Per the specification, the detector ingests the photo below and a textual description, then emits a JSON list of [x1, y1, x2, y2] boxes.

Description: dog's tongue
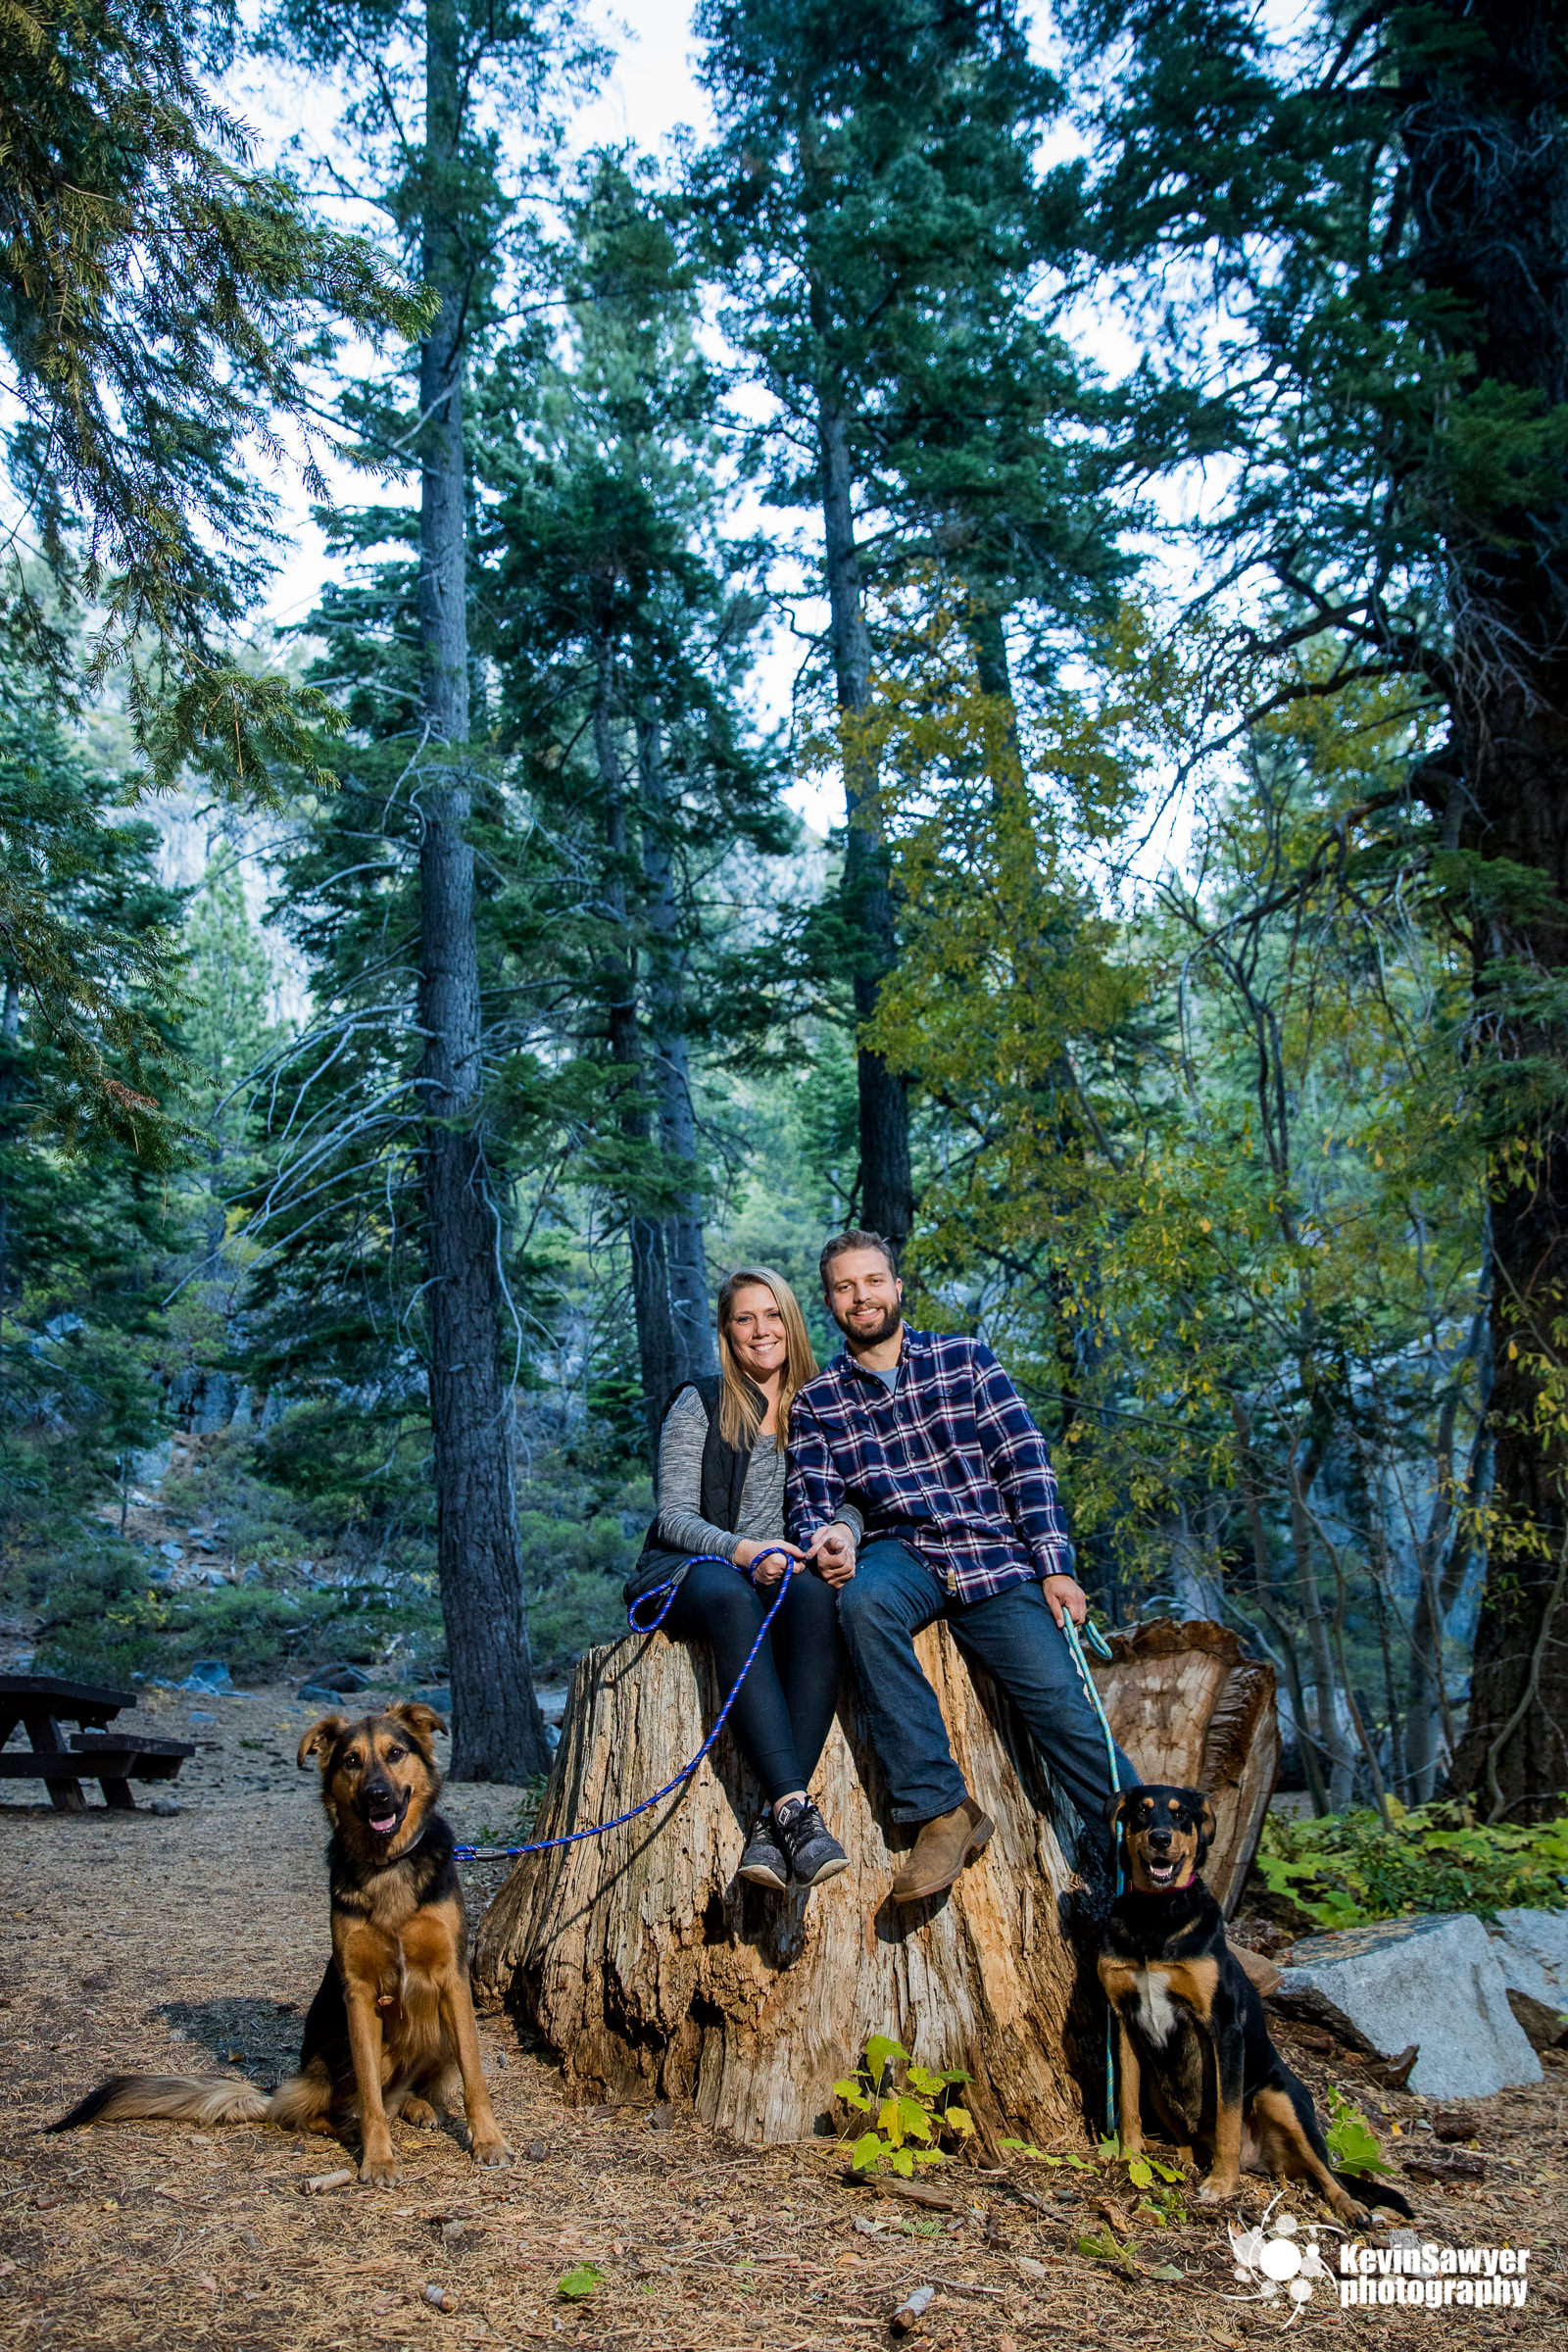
[[369, 1811, 398, 1837]]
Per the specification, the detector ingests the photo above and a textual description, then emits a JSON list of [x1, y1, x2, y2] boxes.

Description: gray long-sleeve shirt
[[655, 1385, 862, 1563]]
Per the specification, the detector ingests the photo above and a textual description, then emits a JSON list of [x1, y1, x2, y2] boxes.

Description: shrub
[[833, 2034, 973, 2178], [1255, 1799, 1568, 1932]]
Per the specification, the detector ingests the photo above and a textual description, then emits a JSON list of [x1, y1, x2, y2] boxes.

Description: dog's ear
[[1107, 1787, 1135, 1832], [1193, 1791, 1218, 1853], [298, 1715, 347, 1770], [387, 1699, 448, 1747]]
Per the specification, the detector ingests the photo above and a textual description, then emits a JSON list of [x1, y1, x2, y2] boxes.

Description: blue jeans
[[836, 1540, 1135, 1846]]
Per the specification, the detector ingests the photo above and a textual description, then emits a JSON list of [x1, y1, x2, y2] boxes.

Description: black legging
[[661, 1557, 843, 1804]]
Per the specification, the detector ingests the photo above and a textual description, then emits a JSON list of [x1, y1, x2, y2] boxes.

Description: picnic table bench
[[0, 1674, 195, 1813]]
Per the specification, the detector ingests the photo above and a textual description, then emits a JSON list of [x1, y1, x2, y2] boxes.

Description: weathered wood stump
[[1091, 1617, 1279, 1915], [472, 1614, 1279, 2142], [472, 1623, 1096, 2147]]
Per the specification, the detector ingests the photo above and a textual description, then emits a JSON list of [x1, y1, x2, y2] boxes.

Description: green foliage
[[0, 652, 189, 1164], [1324, 2086, 1393, 2180], [1001, 2137, 1089, 2170], [1076, 2224, 1137, 2275], [833, 2034, 974, 2180], [32, 1561, 432, 1691], [1256, 1800, 1568, 1930], [557, 2264, 607, 2301], [0, 0, 426, 785]]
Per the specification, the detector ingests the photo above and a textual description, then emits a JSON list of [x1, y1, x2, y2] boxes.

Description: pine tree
[[692, 0, 1071, 1248], [1066, 0, 1568, 1815], [0, 0, 424, 784], [480, 154, 789, 1436], [0, 656, 187, 1466], [259, 0, 600, 1779]]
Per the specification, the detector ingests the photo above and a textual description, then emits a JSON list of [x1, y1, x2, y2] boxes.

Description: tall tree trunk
[[1406, 1295, 1489, 1799], [638, 705, 713, 1388], [0, 975, 19, 1314], [594, 654, 678, 1446], [416, 0, 547, 1783], [1288, 1429, 1352, 1810], [816, 378, 913, 1250], [1402, 3, 1568, 1818]]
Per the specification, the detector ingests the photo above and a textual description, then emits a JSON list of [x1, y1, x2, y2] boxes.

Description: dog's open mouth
[[1144, 1856, 1180, 1886], [365, 1795, 407, 1839]]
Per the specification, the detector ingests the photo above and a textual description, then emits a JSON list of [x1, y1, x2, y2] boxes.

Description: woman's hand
[[735, 1539, 805, 1585]]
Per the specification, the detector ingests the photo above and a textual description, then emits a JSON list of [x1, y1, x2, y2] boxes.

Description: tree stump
[[1091, 1617, 1279, 1915], [471, 1614, 1280, 2143], [472, 1622, 1099, 2147]]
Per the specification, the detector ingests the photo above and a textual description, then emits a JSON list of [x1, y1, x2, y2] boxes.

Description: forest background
[[4, 0, 1568, 1830]]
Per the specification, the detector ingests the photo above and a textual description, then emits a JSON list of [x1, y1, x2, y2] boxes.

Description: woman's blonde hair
[[715, 1266, 817, 1449]]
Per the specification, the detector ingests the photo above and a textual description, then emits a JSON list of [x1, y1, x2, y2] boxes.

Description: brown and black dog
[[49, 1702, 509, 2186], [1099, 1784, 1412, 2222]]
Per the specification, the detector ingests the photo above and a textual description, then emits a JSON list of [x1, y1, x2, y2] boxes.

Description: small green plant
[[1255, 1799, 1568, 1931], [1000, 2137, 1089, 2169], [834, 2034, 974, 2179], [1092, 2131, 1188, 2223], [1077, 2224, 1138, 2275], [1324, 2085, 1394, 2179], [557, 2263, 607, 2300]]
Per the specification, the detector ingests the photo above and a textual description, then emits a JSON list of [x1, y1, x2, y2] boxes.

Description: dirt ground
[[2, 1685, 1565, 2352]]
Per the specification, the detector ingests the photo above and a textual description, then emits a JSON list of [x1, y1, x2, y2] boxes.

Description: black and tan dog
[[49, 1702, 509, 2185], [1100, 1784, 1412, 2222]]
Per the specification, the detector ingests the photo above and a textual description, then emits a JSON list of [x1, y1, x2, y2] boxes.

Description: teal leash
[[1060, 1611, 1125, 2137]]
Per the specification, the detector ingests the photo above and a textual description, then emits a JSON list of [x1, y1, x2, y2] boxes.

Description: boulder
[[178, 1658, 234, 1695], [309, 1662, 371, 1694], [1270, 1914, 1542, 2101], [1486, 1907, 1568, 2007]]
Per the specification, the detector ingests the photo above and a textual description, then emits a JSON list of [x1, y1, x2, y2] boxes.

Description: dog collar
[[379, 1823, 426, 1866]]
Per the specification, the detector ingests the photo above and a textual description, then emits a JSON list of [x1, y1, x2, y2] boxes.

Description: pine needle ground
[[2, 1689, 1564, 2350]]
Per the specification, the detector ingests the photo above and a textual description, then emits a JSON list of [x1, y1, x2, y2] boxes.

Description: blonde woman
[[625, 1267, 859, 1891]]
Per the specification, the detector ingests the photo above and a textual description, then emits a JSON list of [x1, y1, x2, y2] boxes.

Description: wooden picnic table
[[0, 1673, 195, 1813]]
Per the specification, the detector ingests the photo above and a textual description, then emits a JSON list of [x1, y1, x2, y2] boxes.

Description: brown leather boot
[[890, 1796, 995, 1904]]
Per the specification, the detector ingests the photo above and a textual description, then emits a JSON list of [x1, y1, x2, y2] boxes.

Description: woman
[[625, 1266, 858, 1891]]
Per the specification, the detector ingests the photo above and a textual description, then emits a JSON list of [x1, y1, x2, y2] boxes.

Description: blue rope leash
[[1060, 1611, 1125, 2136], [451, 1547, 796, 1864]]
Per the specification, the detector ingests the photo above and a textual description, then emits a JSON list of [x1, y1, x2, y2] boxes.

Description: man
[[789, 1230, 1135, 1904]]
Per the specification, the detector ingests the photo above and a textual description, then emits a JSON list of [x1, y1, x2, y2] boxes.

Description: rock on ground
[[1486, 1907, 1568, 2008], [1271, 1913, 1542, 2101]]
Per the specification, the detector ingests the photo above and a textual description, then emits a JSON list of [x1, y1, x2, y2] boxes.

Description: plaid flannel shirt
[[786, 1327, 1073, 1602]]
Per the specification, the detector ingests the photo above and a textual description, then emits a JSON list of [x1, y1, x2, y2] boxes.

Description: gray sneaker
[[773, 1797, 850, 1889], [738, 1808, 790, 1889]]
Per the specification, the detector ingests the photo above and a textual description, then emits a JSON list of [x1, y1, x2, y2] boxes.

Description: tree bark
[[1090, 1618, 1278, 1917], [638, 705, 713, 1389], [594, 655, 678, 1446], [416, 0, 547, 1783], [816, 378, 913, 1250], [471, 1616, 1276, 2139], [0, 974, 19, 1314], [473, 1621, 1096, 2143], [1287, 1431, 1352, 1809], [1401, 3, 1568, 1818]]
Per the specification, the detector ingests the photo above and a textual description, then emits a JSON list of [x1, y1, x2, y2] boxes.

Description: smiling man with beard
[[788, 1231, 1135, 1904]]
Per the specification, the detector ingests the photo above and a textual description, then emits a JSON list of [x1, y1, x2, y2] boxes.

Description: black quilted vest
[[623, 1374, 758, 1604]]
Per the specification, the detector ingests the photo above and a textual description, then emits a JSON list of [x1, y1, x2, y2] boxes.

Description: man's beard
[[833, 1298, 903, 1348]]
